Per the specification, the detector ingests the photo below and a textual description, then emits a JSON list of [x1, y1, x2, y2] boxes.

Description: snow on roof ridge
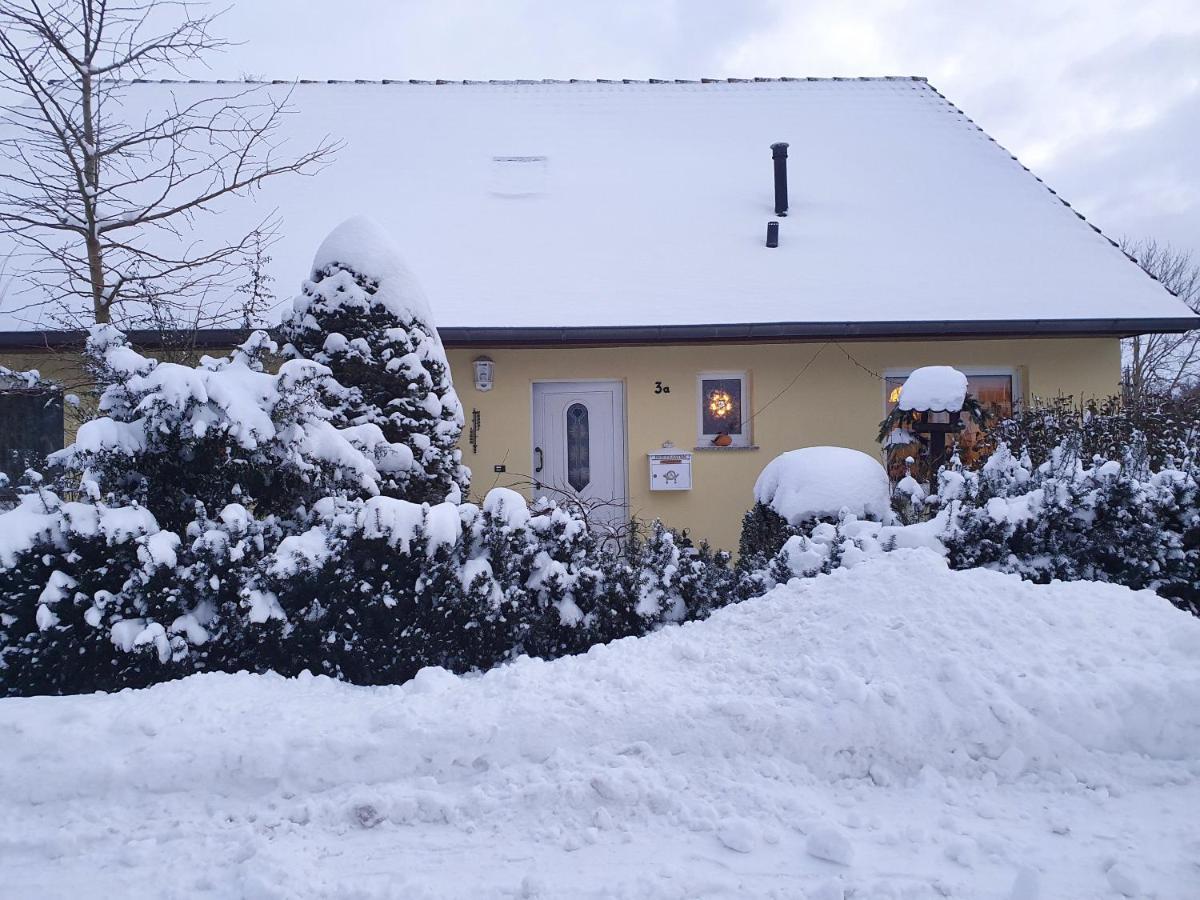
[[122, 75, 930, 86]]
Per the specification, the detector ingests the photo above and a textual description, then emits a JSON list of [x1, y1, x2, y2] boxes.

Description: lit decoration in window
[[708, 388, 735, 420], [700, 376, 745, 438], [888, 385, 902, 404]]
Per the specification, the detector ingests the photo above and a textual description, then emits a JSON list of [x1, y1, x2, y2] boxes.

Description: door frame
[[530, 378, 629, 519]]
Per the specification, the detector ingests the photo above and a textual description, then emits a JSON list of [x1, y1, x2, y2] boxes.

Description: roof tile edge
[[919, 80, 1178, 299], [94, 75, 930, 86]]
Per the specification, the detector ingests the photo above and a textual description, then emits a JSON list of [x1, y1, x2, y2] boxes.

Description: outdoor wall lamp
[[473, 356, 494, 392]]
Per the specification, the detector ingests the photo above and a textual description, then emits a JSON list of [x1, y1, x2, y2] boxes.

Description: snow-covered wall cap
[[311, 216, 436, 326], [897, 366, 968, 413], [754, 446, 892, 524]]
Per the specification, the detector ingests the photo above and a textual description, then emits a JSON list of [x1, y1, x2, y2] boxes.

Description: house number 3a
[[654, 381, 671, 394]]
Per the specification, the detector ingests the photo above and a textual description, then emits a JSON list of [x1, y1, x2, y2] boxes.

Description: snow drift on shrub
[[754, 446, 892, 524], [54, 326, 406, 501], [303, 214, 437, 325], [2, 552, 1197, 899]]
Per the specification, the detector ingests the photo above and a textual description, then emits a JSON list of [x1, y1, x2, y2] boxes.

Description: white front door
[[532, 381, 627, 535]]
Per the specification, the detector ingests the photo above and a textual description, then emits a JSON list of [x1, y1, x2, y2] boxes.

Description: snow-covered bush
[[243, 490, 738, 687], [0, 484, 189, 695], [55, 326, 400, 530], [739, 447, 892, 571], [891, 455, 928, 524], [0, 220, 746, 698], [757, 511, 946, 589], [280, 216, 469, 505], [741, 436, 1200, 617], [941, 440, 1200, 611], [0, 320, 424, 696], [1, 474, 741, 696], [994, 393, 1200, 473], [671, 532, 739, 621], [0, 330, 336, 693], [170, 502, 291, 676], [756, 446, 893, 524]]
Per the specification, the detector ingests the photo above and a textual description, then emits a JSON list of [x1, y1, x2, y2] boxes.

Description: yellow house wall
[[1, 337, 1121, 551], [1, 352, 87, 387], [449, 337, 1121, 552]]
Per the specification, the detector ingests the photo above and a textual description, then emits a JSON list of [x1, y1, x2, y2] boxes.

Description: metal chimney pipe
[[770, 142, 789, 216], [766, 220, 779, 248]]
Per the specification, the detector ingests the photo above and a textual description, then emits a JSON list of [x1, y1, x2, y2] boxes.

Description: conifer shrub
[[994, 394, 1200, 473], [941, 438, 1200, 613], [0, 483, 190, 695], [279, 216, 469, 505], [0, 219, 746, 698], [737, 501, 798, 573]]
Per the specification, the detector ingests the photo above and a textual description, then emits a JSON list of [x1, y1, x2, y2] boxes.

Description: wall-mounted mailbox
[[648, 451, 693, 491]]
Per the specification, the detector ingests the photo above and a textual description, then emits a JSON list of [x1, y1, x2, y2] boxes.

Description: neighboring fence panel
[[0, 389, 64, 491]]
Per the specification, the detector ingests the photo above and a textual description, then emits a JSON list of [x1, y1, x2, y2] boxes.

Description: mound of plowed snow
[[2, 551, 1199, 899]]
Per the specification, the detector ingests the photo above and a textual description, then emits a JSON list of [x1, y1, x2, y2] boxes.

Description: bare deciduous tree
[[1122, 238, 1200, 402], [0, 0, 338, 329]]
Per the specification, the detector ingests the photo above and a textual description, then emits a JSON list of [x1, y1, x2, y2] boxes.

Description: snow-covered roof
[[2, 77, 1195, 342]]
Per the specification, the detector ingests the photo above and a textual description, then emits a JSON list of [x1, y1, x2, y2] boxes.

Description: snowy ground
[[2, 551, 1199, 899]]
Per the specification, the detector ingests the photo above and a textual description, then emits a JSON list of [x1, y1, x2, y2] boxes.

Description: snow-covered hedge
[[0, 219, 742, 698], [0, 479, 740, 696], [940, 443, 1200, 611], [995, 393, 1200, 473], [746, 439, 1200, 616]]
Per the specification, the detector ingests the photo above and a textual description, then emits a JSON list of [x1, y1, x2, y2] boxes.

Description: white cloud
[[209, 1, 773, 82]]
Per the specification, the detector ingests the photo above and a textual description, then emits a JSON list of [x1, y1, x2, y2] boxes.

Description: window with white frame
[[697, 371, 750, 447]]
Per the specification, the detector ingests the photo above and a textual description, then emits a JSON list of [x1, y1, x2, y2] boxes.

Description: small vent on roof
[[770, 142, 789, 216], [490, 155, 548, 197]]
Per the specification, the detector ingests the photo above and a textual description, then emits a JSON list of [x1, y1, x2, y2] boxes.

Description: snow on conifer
[[280, 217, 470, 505], [754, 446, 892, 525], [53, 325, 395, 527]]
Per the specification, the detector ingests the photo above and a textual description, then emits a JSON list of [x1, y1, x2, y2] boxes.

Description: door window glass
[[566, 402, 590, 491]]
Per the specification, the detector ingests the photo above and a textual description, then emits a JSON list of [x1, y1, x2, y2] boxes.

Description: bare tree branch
[[1121, 237, 1200, 402], [0, 0, 340, 329]]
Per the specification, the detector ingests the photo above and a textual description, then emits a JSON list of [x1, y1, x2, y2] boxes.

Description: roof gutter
[[0, 318, 1195, 352], [437, 317, 1200, 347], [0, 328, 254, 352]]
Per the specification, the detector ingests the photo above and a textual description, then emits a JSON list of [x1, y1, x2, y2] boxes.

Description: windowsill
[[693, 444, 760, 452]]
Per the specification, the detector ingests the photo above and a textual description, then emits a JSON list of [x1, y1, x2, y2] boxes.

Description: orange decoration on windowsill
[[711, 433, 733, 447]]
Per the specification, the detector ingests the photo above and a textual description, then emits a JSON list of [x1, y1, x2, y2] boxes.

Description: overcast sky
[[168, 0, 1200, 258]]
